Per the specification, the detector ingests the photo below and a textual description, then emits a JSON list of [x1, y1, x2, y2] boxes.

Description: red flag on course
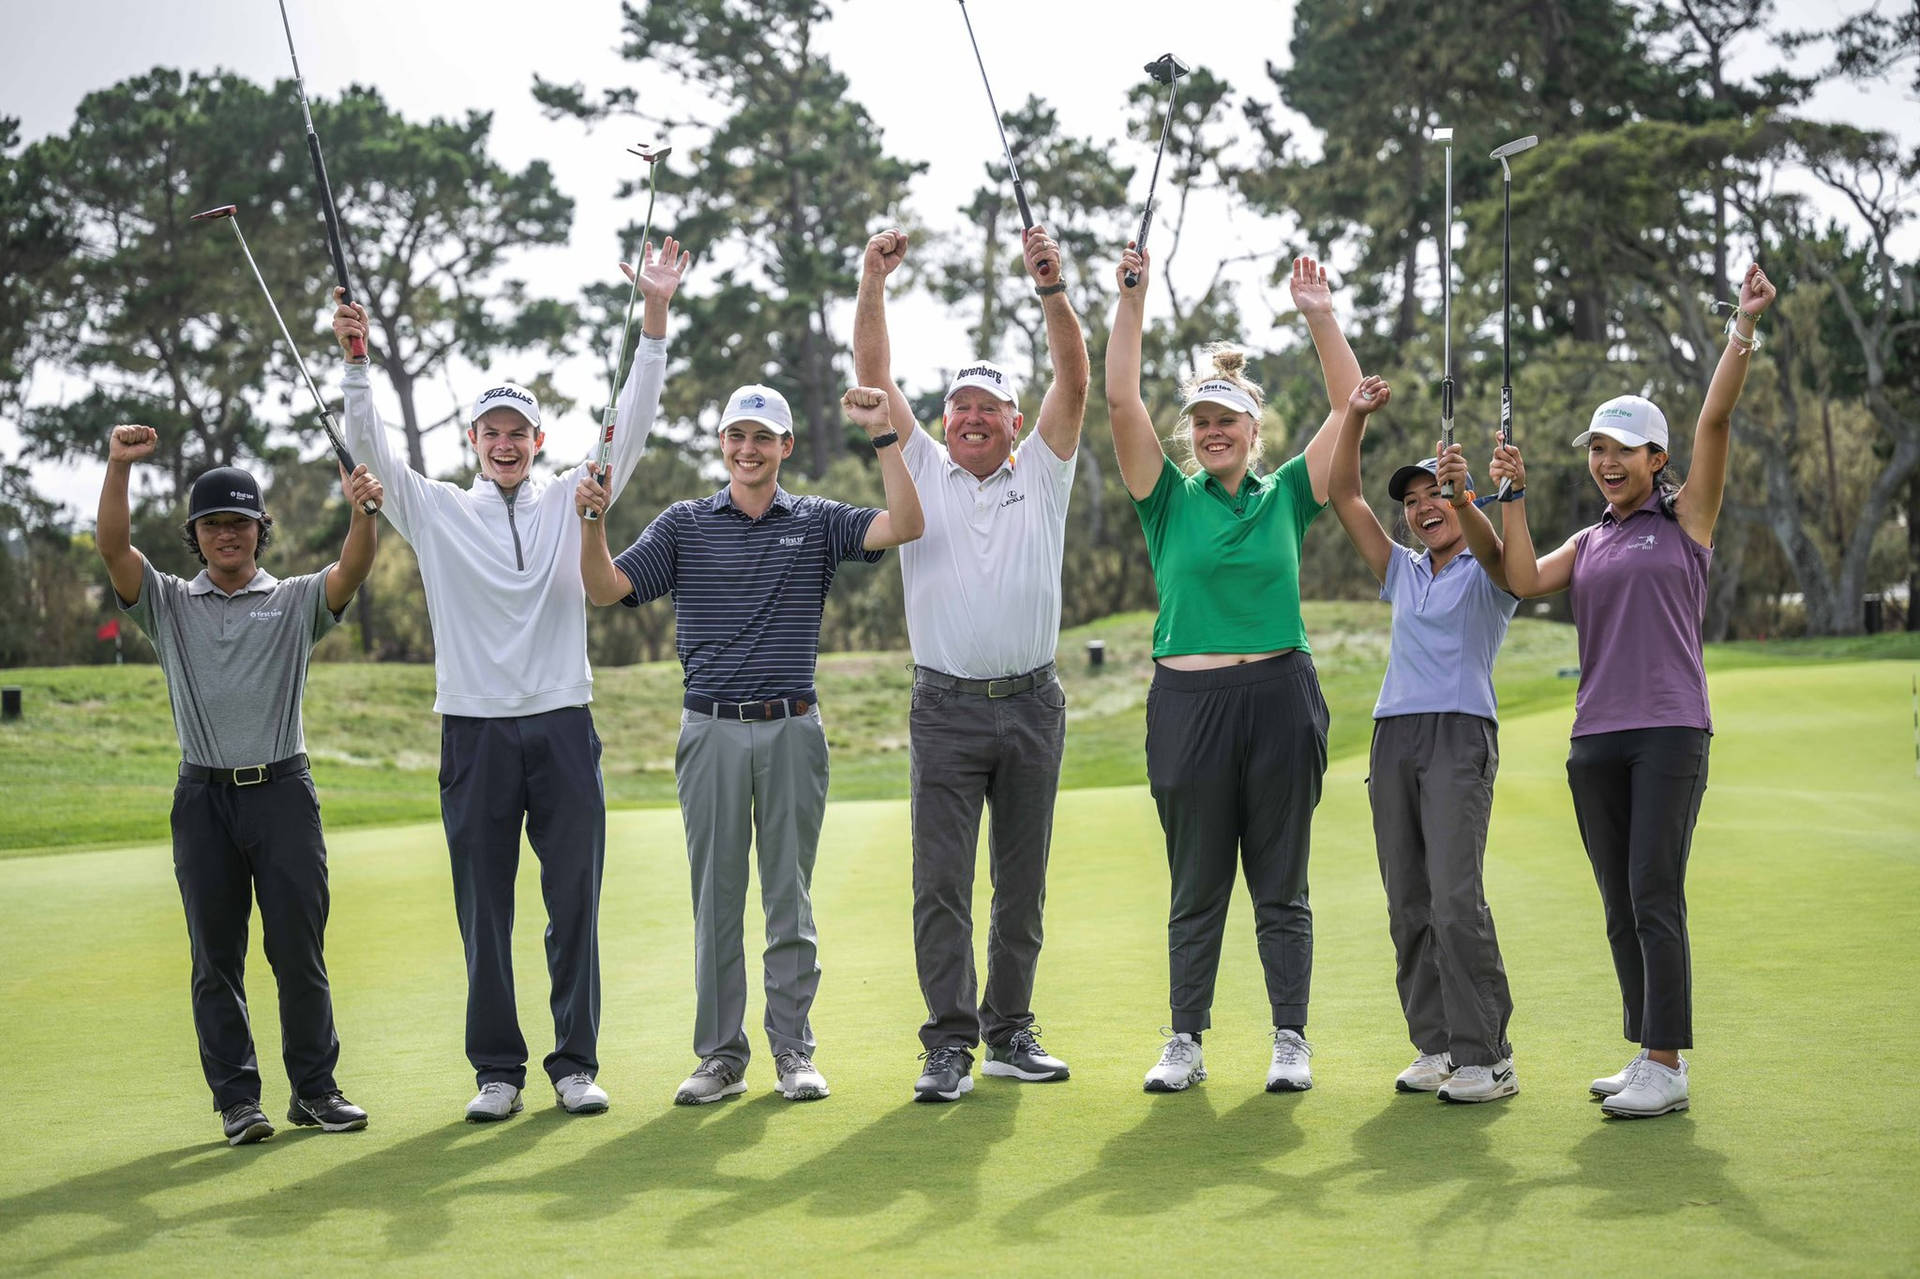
[[96, 618, 120, 641]]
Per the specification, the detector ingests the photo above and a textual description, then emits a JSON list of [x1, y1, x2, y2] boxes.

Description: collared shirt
[[1134, 452, 1326, 658], [612, 484, 883, 701], [1373, 546, 1518, 722], [120, 560, 340, 768], [897, 425, 1076, 680], [1568, 492, 1713, 736]]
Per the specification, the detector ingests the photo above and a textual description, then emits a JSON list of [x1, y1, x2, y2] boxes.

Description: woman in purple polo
[[1328, 374, 1521, 1104], [1468, 262, 1778, 1119]]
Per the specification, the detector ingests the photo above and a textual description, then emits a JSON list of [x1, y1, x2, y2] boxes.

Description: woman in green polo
[[1106, 244, 1361, 1094]]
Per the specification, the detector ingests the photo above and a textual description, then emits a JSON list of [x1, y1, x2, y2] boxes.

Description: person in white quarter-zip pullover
[[331, 237, 692, 1124]]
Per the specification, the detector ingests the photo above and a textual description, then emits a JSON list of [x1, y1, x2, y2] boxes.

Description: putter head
[[1490, 135, 1539, 159], [190, 204, 239, 222], [628, 143, 673, 164], [1430, 126, 1454, 144], [1145, 54, 1191, 84]]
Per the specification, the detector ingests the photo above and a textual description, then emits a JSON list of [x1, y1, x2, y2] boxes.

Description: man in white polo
[[853, 223, 1090, 1102]]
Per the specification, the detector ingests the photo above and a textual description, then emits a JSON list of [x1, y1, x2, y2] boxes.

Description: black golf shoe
[[287, 1090, 369, 1132], [914, 1046, 975, 1103], [221, 1100, 274, 1147], [983, 1027, 1070, 1082]]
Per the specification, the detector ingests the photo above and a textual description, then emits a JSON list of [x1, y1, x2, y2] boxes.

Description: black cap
[[1387, 457, 1473, 502], [186, 467, 265, 522]]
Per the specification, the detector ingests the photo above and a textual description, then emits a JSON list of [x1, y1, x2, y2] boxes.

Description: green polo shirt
[[1134, 452, 1325, 658]]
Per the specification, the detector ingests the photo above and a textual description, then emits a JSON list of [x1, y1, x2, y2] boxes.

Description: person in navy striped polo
[[577, 383, 923, 1105]]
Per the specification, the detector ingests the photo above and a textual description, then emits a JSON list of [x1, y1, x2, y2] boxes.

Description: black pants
[[1146, 652, 1329, 1034], [440, 706, 605, 1089], [171, 770, 339, 1110], [1566, 727, 1710, 1051]]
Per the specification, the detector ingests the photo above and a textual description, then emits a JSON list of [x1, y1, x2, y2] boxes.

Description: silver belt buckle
[[234, 764, 270, 786]]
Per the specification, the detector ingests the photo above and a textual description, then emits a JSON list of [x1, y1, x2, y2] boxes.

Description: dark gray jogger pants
[[1146, 652, 1329, 1035], [1367, 713, 1515, 1067], [909, 672, 1067, 1052]]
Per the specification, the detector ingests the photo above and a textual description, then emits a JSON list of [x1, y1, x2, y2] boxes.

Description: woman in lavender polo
[[1327, 374, 1521, 1104], [1469, 262, 1778, 1119]]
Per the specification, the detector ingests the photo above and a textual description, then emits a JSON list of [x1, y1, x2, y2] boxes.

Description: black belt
[[179, 753, 310, 787], [913, 664, 1054, 698], [684, 692, 817, 721]]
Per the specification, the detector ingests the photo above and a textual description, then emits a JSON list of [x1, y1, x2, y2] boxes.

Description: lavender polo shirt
[[1373, 547, 1518, 723], [1567, 493, 1713, 737]]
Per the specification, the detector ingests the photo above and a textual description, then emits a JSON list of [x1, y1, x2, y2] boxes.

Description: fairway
[[1, 660, 1916, 1276]]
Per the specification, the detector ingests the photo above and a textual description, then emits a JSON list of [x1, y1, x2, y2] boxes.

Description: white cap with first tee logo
[[1573, 394, 1668, 451], [1181, 379, 1261, 418], [945, 361, 1019, 405], [719, 384, 794, 435], [469, 382, 542, 429]]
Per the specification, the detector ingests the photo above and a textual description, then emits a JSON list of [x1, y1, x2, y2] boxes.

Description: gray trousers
[[909, 670, 1067, 1051], [1367, 713, 1514, 1067], [1146, 653, 1329, 1034], [676, 707, 829, 1071]]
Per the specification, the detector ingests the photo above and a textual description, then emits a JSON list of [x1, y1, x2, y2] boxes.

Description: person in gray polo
[[854, 223, 1090, 1101], [95, 424, 383, 1146]]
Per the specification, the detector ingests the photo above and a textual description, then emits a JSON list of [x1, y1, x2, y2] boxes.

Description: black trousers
[[171, 770, 340, 1110], [1146, 652, 1330, 1034], [1566, 726, 1710, 1051], [440, 706, 605, 1089]]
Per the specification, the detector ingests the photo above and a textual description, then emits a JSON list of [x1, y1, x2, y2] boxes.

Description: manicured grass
[[0, 660, 1914, 1275]]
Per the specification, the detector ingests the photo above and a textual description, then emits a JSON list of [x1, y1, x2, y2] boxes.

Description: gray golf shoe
[[674, 1057, 747, 1106]]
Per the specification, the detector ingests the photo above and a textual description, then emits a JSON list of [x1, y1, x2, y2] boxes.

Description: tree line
[[2, 0, 1914, 669]]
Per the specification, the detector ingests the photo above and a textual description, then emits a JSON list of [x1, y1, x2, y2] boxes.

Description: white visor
[[1181, 379, 1260, 418]]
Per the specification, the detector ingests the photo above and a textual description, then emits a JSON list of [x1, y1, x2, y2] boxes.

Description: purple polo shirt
[[1567, 493, 1713, 737]]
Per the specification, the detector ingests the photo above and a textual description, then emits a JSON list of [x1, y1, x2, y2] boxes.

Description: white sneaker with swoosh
[[1438, 1058, 1519, 1103]]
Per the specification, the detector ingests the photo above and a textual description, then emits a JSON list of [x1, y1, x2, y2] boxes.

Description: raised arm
[[331, 292, 429, 537], [1676, 262, 1776, 547], [574, 466, 637, 607], [1487, 443, 1576, 597], [323, 464, 384, 614], [97, 425, 154, 605], [1291, 255, 1364, 504], [1329, 375, 1396, 584], [1437, 443, 1512, 593], [845, 387, 925, 549], [852, 229, 920, 444], [1022, 224, 1090, 462], [601, 236, 693, 501], [1106, 245, 1169, 500]]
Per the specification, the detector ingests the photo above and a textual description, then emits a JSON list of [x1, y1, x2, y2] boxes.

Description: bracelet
[[1724, 311, 1762, 353], [1499, 486, 1526, 503], [868, 430, 900, 449], [345, 356, 370, 366], [1035, 282, 1067, 297]]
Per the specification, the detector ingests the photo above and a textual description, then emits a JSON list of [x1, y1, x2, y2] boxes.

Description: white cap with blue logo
[[719, 384, 794, 435]]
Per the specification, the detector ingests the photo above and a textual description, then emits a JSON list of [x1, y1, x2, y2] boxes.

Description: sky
[[5, 0, 1913, 515]]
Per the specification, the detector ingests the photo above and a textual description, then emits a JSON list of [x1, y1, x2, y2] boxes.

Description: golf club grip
[[1497, 386, 1515, 499], [322, 422, 379, 516], [305, 133, 366, 360], [1011, 181, 1044, 273], [582, 411, 615, 522], [1126, 202, 1157, 288]]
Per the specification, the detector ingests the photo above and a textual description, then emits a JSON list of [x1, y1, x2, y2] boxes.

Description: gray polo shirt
[[121, 559, 341, 768]]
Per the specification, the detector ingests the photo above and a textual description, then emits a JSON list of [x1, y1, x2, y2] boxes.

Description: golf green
[[1, 661, 1914, 1276]]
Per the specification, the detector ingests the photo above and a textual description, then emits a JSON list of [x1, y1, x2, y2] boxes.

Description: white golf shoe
[[1438, 1058, 1518, 1103], [1265, 1029, 1314, 1092], [774, 1051, 830, 1101], [1601, 1056, 1689, 1118], [1143, 1032, 1206, 1093], [464, 1081, 523, 1123], [1395, 1052, 1454, 1093], [554, 1073, 609, 1115], [1589, 1049, 1651, 1098]]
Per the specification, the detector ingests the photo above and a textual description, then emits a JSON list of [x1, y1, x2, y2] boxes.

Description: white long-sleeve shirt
[[339, 337, 667, 718]]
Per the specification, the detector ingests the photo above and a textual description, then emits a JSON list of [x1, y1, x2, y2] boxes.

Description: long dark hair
[[180, 513, 275, 566], [1650, 449, 1682, 517]]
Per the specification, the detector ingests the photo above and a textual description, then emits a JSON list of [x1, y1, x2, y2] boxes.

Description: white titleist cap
[[1573, 395, 1668, 451], [1181, 379, 1260, 418], [469, 382, 542, 429], [944, 361, 1019, 405], [719, 384, 794, 435]]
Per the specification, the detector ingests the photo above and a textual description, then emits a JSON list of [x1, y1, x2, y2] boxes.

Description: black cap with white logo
[[186, 466, 266, 522]]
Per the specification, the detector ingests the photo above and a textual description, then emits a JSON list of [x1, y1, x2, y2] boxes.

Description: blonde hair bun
[[1210, 347, 1247, 377]]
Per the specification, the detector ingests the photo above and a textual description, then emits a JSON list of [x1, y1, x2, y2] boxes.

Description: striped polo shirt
[[613, 484, 883, 701]]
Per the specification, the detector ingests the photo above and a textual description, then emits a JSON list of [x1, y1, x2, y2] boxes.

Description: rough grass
[[0, 659, 1914, 1276]]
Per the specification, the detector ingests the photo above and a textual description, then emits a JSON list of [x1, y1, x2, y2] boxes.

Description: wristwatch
[[1035, 282, 1067, 297], [869, 430, 900, 450]]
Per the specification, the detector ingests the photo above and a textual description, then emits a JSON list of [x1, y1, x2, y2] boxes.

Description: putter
[[1125, 53, 1192, 289], [1490, 134, 1538, 501], [584, 142, 672, 524], [955, 0, 1051, 277], [1433, 126, 1457, 499], [190, 204, 378, 516], [276, 0, 365, 360]]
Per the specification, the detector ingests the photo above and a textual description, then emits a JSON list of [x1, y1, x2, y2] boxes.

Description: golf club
[[1491, 133, 1538, 501], [1124, 53, 1192, 289], [276, 0, 365, 360], [584, 142, 672, 524], [1433, 125, 1457, 499], [955, 0, 1051, 278], [190, 204, 378, 516]]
